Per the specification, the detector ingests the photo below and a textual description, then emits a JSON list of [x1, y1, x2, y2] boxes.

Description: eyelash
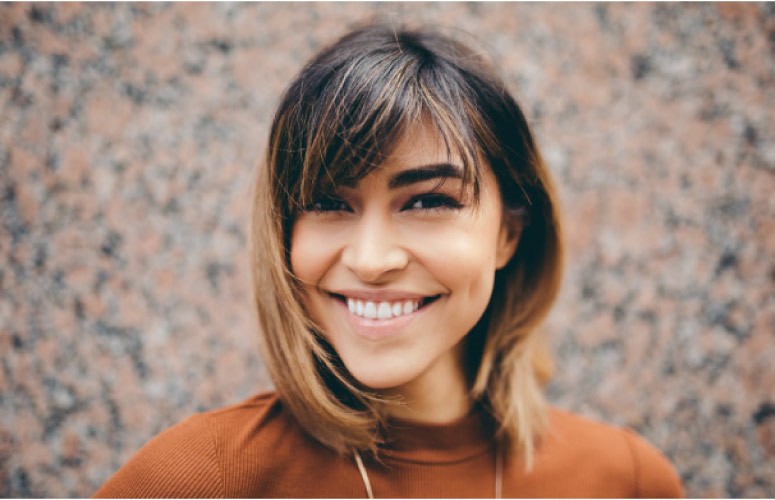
[[306, 196, 351, 214], [305, 193, 463, 214], [404, 193, 463, 211]]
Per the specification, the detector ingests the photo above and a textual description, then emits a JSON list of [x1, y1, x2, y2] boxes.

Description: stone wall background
[[1, 2, 773, 497]]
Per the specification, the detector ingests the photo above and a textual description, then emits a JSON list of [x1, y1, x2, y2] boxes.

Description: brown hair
[[250, 23, 563, 465]]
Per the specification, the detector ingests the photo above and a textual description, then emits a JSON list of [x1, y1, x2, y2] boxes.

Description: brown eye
[[305, 196, 352, 214], [404, 194, 463, 211]]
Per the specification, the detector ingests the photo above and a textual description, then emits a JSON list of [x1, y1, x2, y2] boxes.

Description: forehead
[[384, 123, 458, 167], [294, 117, 485, 208], [336, 124, 464, 192], [339, 123, 498, 201]]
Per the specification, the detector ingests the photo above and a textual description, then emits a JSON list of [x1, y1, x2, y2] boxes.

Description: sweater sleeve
[[92, 413, 224, 498], [622, 429, 684, 498]]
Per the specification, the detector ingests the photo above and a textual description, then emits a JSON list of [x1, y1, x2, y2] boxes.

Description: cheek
[[409, 220, 500, 291], [289, 219, 339, 285]]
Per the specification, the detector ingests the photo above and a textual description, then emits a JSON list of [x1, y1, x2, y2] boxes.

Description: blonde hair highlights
[[251, 24, 564, 464]]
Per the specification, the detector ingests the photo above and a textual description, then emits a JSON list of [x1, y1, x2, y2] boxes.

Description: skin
[[290, 124, 519, 423]]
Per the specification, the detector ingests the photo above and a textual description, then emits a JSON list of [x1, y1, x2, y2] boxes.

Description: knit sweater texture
[[93, 392, 683, 498]]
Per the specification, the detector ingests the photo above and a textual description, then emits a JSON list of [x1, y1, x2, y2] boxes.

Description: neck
[[381, 344, 471, 424]]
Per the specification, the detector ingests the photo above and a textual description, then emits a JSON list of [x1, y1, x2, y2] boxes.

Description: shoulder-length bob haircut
[[251, 24, 563, 464]]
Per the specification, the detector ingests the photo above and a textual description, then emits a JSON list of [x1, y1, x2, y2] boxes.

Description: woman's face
[[290, 124, 519, 399]]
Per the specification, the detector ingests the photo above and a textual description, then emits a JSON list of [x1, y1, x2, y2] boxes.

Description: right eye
[[304, 196, 352, 214]]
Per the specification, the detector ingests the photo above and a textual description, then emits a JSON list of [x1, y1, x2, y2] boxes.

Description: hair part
[[251, 23, 564, 465]]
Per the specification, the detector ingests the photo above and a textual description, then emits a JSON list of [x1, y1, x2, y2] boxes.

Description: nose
[[340, 213, 409, 283]]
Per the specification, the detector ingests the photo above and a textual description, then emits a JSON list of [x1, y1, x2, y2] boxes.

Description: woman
[[94, 24, 682, 498]]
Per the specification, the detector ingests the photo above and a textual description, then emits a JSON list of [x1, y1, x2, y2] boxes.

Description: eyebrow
[[388, 163, 464, 189]]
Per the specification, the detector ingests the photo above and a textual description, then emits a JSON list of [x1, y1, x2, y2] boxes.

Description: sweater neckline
[[378, 409, 496, 464]]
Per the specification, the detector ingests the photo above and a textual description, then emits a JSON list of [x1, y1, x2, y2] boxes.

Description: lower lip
[[333, 297, 434, 340]]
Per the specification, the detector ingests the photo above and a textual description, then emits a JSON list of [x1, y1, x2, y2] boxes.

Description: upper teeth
[[347, 298, 420, 320]]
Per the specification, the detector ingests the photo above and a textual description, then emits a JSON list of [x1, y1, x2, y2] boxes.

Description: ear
[[495, 209, 523, 270]]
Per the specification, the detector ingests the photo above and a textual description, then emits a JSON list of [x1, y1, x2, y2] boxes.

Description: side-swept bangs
[[269, 26, 519, 219], [252, 24, 564, 465]]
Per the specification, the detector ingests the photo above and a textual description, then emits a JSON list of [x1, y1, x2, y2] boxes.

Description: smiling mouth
[[328, 293, 441, 320]]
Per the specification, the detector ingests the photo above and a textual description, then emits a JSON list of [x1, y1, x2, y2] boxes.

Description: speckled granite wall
[[1, 2, 773, 497]]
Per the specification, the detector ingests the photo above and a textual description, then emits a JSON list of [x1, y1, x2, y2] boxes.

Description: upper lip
[[326, 289, 439, 301]]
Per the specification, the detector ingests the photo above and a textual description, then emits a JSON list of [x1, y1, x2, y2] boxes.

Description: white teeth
[[345, 297, 429, 320], [363, 301, 377, 319], [377, 302, 392, 319]]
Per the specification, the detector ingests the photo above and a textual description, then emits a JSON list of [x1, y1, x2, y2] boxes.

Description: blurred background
[[1, 2, 773, 497]]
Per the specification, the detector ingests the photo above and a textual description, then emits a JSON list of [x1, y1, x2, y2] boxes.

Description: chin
[[354, 375, 411, 391], [341, 357, 421, 391]]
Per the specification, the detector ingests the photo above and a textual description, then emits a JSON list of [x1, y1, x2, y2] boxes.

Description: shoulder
[[536, 408, 683, 498], [204, 390, 285, 436], [93, 391, 285, 498]]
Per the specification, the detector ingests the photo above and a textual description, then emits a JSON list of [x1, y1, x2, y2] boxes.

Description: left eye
[[404, 194, 462, 211], [304, 195, 352, 213]]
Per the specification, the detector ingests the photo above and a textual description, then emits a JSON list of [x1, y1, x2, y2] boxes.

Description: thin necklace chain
[[353, 442, 503, 499]]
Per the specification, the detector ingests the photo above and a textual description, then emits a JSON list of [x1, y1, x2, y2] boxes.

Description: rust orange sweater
[[93, 392, 683, 498]]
